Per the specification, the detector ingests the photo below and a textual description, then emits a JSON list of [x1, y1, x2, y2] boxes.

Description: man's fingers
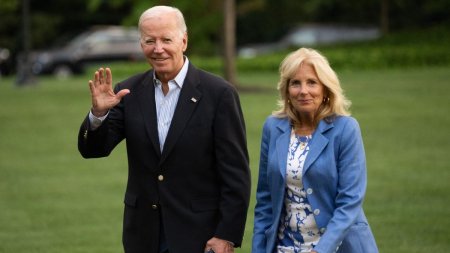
[[116, 89, 130, 99], [89, 67, 113, 96], [88, 80, 95, 93], [105, 67, 112, 85], [92, 67, 112, 86], [91, 67, 113, 88], [93, 70, 100, 86], [98, 68, 104, 84]]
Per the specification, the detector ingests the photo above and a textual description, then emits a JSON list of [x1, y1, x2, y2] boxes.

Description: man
[[78, 5, 250, 253]]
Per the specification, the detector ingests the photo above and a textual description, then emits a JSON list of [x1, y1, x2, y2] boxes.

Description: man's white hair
[[138, 5, 187, 36]]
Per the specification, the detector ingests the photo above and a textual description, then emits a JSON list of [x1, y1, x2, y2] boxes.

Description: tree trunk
[[381, 0, 389, 35], [223, 0, 237, 86]]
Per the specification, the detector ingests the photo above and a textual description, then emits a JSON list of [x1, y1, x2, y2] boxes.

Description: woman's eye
[[307, 80, 317, 86], [290, 81, 300, 87]]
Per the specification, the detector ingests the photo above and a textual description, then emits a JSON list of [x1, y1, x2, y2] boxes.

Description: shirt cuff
[[88, 110, 108, 130]]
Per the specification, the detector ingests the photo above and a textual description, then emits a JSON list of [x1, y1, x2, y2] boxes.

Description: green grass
[[1, 66, 449, 252]]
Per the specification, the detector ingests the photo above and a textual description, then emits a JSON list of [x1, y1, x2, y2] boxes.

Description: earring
[[323, 97, 330, 103]]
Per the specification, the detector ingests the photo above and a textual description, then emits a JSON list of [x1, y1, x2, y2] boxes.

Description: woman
[[252, 48, 378, 253]]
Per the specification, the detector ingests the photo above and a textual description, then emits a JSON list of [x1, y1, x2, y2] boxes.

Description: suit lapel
[[159, 64, 202, 164], [136, 70, 161, 156], [303, 120, 333, 175], [276, 119, 291, 180]]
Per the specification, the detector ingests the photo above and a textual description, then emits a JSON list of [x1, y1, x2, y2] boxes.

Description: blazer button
[[158, 175, 164, 181], [313, 209, 320, 216], [306, 188, 313, 195], [151, 204, 158, 210]]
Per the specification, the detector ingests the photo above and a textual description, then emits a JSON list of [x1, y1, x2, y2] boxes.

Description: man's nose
[[154, 41, 164, 53]]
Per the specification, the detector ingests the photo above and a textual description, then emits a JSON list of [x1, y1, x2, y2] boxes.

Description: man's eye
[[142, 38, 155, 44]]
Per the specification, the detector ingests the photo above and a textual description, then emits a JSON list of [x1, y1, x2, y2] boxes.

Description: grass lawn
[[0, 66, 449, 252]]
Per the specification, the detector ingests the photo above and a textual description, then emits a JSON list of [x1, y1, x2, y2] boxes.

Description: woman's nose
[[299, 85, 309, 94]]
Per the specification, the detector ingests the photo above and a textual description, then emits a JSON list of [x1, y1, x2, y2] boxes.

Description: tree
[[381, 0, 389, 35], [223, 0, 237, 85]]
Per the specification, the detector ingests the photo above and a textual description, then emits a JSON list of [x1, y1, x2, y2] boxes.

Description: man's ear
[[182, 33, 188, 52]]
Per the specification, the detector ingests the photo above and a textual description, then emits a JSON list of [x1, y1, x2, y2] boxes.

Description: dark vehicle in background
[[238, 24, 381, 58], [29, 26, 144, 77]]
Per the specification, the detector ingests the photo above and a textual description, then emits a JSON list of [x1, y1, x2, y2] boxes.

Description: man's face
[[140, 13, 187, 82]]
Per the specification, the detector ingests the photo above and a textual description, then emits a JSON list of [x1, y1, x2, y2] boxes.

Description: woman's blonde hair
[[273, 47, 351, 127]]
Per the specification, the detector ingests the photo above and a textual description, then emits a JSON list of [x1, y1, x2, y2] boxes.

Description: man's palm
[[89, 67, 130, 117]]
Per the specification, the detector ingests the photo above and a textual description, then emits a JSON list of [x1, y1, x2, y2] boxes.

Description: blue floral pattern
[[276, 130, 321, 253]]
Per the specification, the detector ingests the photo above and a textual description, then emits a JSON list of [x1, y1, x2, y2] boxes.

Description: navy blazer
[[78, 63, 251, 253], [252, 116, 378, 253]]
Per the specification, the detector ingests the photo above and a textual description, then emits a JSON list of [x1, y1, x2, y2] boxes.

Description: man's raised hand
[[88, 67, 130, 117]]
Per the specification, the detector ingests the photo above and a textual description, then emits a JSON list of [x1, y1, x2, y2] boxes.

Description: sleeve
[[77, 84, 125, 159], [314, 117, 368, 253], [88, 110, 109, 130], [212, 86, 251, 247], [252, 118, 273, 253]]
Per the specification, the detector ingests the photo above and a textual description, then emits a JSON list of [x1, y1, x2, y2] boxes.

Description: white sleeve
[[88, 110, 109, 130]]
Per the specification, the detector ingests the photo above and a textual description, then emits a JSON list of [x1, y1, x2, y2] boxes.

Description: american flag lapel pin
[[191, 97, 198, 103]]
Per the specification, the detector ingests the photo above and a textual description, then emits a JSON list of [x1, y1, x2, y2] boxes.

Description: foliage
[[2, 0, 450, 56], [236, 0, 450, 44], [238, 26, 450, 73], [0, 0, 20, 51]]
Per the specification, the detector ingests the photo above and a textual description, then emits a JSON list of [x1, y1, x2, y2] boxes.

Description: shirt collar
[[153, 56, 189, 88]]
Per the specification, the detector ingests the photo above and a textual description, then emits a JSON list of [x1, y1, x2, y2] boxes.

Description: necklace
[[296, 135, 311, 150]]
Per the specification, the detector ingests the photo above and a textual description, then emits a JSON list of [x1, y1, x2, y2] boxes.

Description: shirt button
[[313, 209, 320, 215], [151, 204, 158, 210], [158, 175, 164, 181], [320, 227, 326, 233], [307, 188, 313, 194]]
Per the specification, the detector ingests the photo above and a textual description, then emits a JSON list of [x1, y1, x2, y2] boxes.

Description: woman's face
[[288, 63, 325, 120]]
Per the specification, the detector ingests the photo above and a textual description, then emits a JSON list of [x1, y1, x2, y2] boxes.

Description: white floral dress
[[276, 130, 322, 253]]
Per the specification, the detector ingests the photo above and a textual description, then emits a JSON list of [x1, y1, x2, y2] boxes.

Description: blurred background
[[0, 0, 449, 253], [1, 0, 449, 79]]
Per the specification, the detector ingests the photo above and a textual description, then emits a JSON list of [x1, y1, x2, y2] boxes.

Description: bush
[[234, 25, 450, 72]]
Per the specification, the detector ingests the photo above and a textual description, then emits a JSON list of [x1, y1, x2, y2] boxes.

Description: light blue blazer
[[252, 116, 378, 253]]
